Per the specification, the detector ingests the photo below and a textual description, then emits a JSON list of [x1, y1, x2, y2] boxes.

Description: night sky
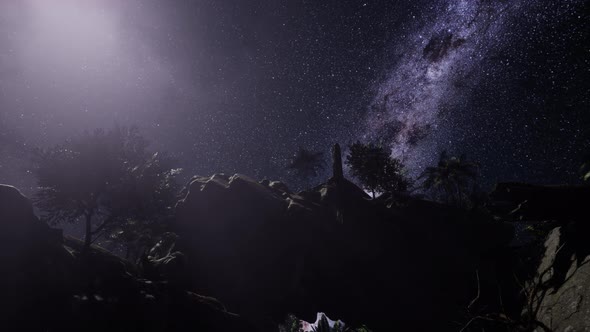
[[0, 0, 588, 194]]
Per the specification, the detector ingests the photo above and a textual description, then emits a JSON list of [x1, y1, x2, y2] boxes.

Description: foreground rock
[[175, 174, 515, 331], [488, 182, 590, 331], [0, 184, 255, 332], [527, 221, 590, 331], [8, 174, 583, 331]]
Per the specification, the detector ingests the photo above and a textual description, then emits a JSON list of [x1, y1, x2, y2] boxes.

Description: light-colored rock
[[532, 225, 590, 331]]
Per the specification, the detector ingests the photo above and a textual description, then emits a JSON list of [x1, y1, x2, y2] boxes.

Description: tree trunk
[[84, 213, 93, 252]]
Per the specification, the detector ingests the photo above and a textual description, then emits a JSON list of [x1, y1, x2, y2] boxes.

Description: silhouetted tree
[[345, 141, 410, 198], [34, 127, 180, 252], [287, 147, 325, 179], [380, 156, 411, 193], [104, 151, 181, 259], [418, 151, 478, 206], [279, 314, 303, 332]]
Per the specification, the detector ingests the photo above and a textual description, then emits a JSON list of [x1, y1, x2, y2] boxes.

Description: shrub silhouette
[[345, 141, 409, 198], [287, 147, 326, 179], [419, 150, 478, 206]]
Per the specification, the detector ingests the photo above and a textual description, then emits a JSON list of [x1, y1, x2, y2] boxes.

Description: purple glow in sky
[[0, 0, 587, 192], [0, 0, 180, 145]]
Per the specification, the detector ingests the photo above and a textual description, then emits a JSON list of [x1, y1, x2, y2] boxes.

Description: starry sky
[[0, 0, 588, 193]]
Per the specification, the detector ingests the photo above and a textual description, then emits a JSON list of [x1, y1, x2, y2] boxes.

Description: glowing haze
[[0, 0, 175, 145]]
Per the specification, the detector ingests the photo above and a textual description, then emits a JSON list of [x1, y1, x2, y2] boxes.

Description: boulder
[[175, 174, 306, 322], [529, 222, 590, 330], [0, 184, 60, 251], [0, 184, 66, 323]]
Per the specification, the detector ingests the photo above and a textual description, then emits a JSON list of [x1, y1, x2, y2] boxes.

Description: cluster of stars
[[0, 0, 587, 193]]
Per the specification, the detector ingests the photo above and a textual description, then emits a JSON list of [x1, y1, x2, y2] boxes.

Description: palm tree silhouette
[[419, 151, 478, 206], [287, 147, 325, 179]]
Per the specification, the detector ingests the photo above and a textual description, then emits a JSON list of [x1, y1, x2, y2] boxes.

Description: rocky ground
[[0, 184, 256, 332], [0, 175, 588, 331]]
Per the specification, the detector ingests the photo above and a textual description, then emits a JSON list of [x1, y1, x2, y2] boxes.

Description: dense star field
[[0, 0, 588, 192]]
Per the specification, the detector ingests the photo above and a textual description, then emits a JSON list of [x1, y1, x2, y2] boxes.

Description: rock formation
[[530, 223, 590, 330], [3, 175, 588, 331], [174, 174, 515, 331], [489, 182, 590, 331]]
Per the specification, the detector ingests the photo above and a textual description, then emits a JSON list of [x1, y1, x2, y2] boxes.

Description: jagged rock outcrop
[[174, 174, 515, 331], [486, 182, 590, 331]]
